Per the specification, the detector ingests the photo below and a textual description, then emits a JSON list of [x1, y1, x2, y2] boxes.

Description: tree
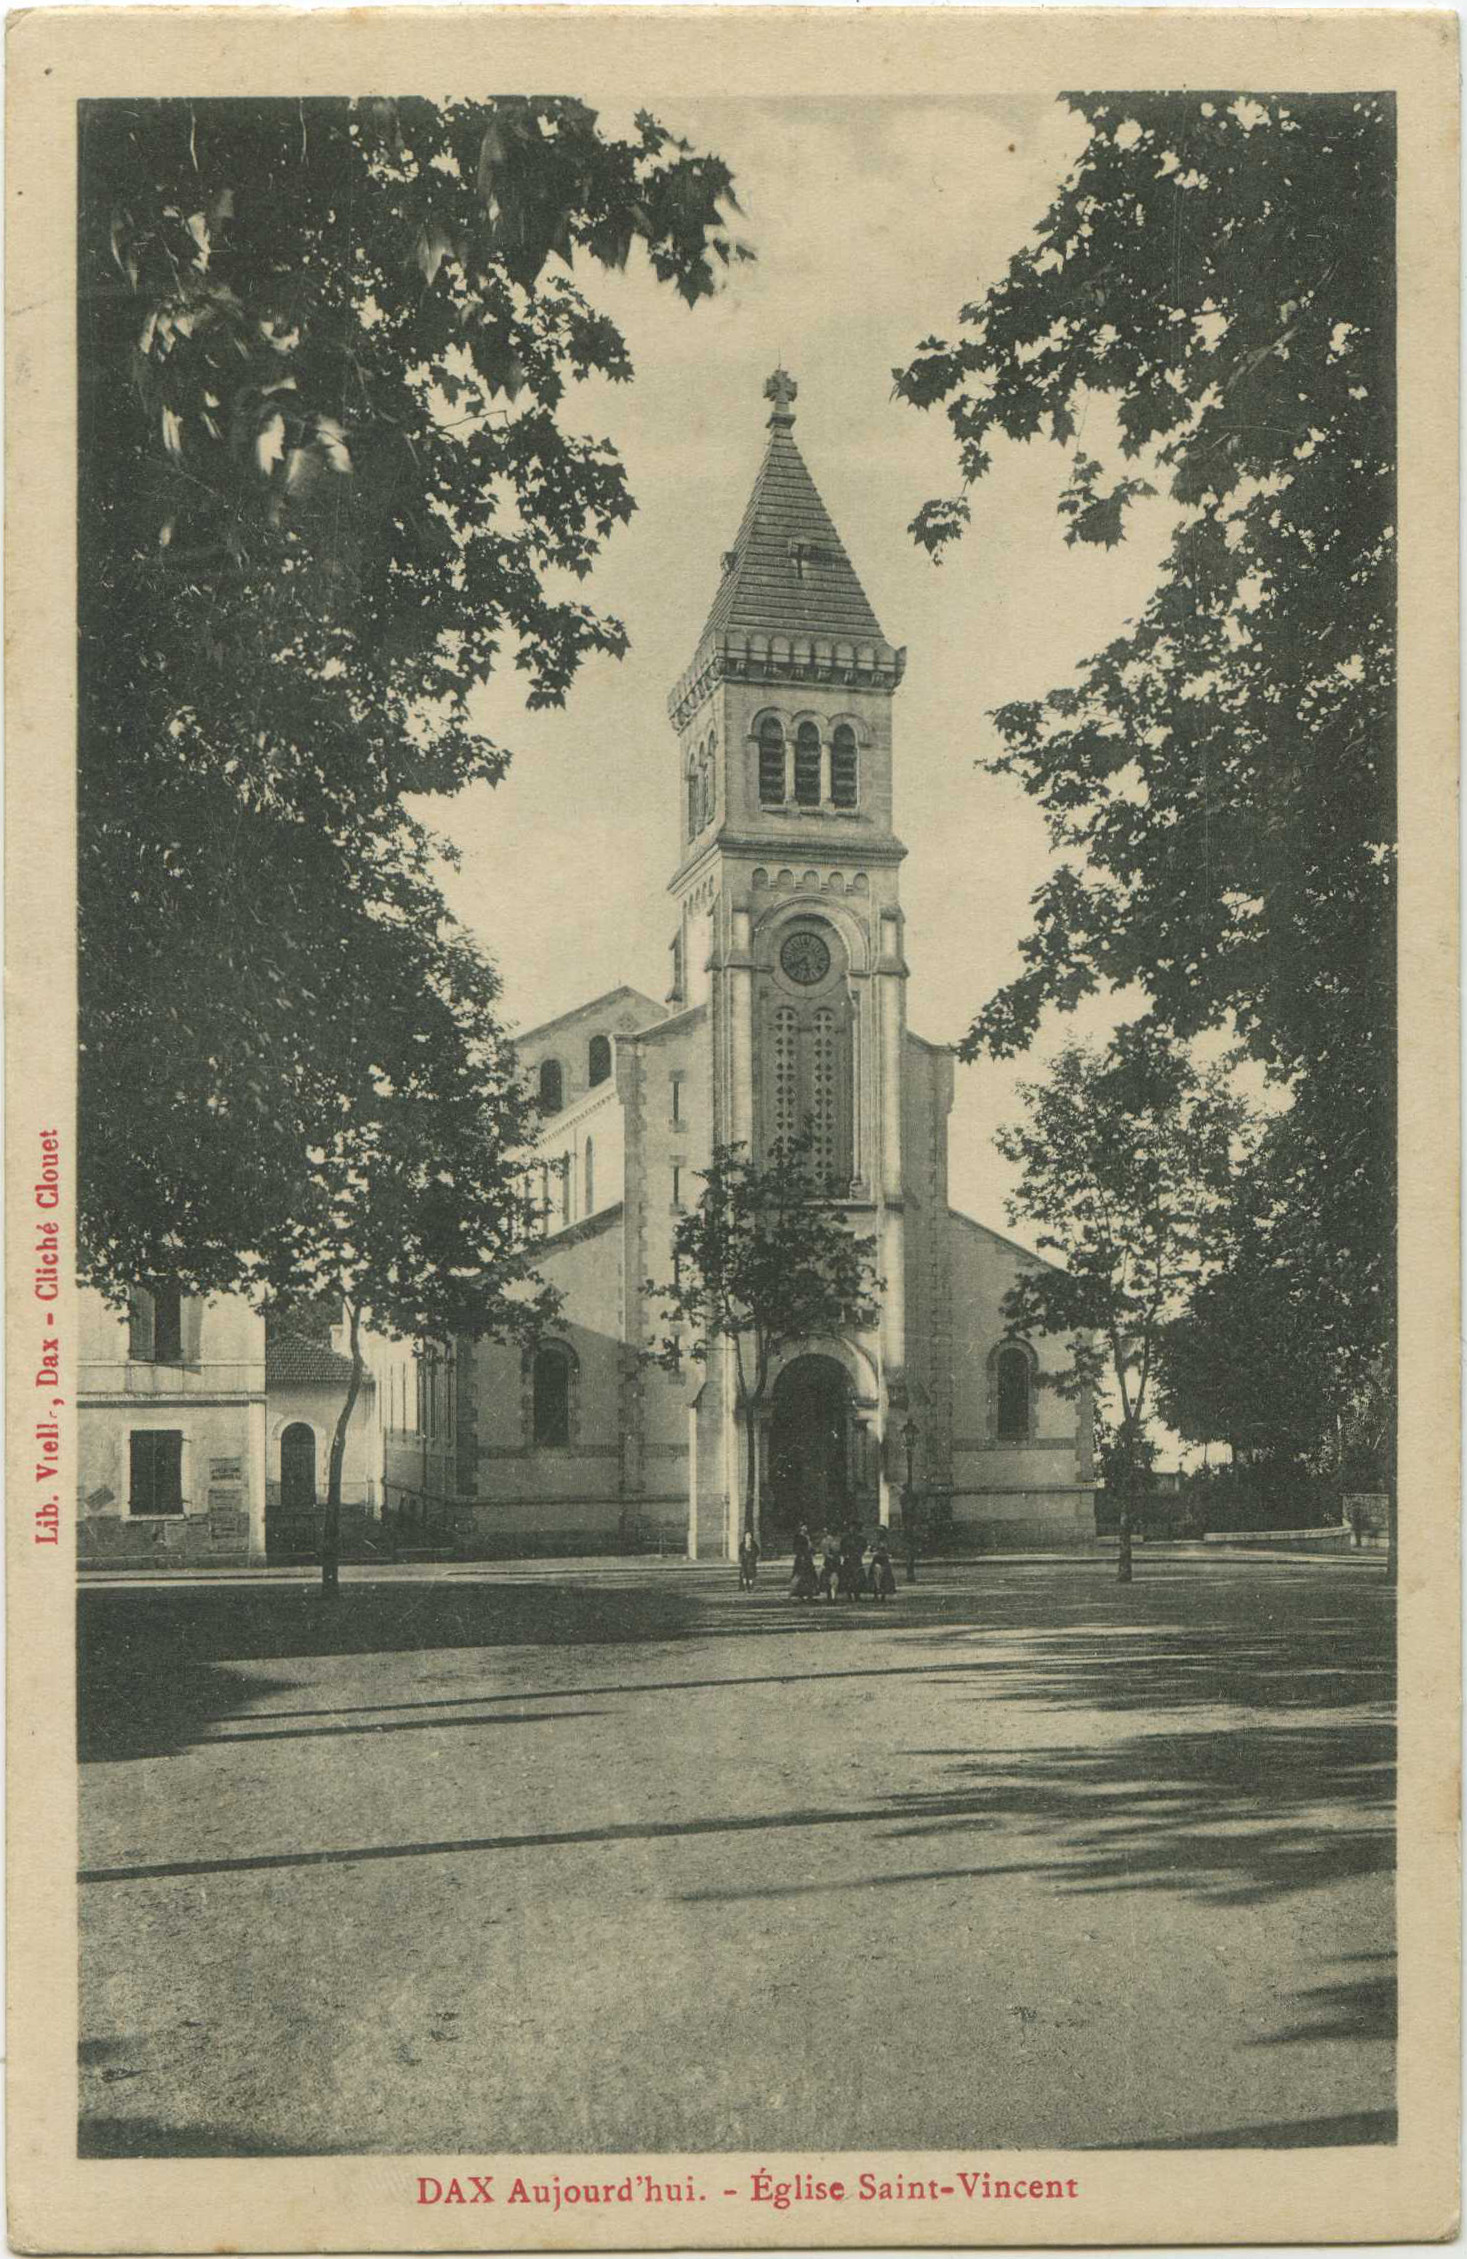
[[894, 92, 1394, 1444], [1154, 1142, 1339, 1466], [995, 1024, 1253, 1581], [644, 1136, 881, 1542], [1094, 1414, 1157, 1518], [79, 95, 749, 1298], [251, 884, 558, 1592]]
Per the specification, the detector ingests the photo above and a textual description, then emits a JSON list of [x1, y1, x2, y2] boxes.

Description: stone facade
[[78, 1293, 380, 1567], [390, 372, 1096, 1559], [77, 1288, 268, 1566], [264, 1316, 382, 1518]]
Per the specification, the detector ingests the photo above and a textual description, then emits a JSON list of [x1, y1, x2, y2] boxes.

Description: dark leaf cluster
[[895, 91, 1395, 1410], [79, 94, 747, 1325]]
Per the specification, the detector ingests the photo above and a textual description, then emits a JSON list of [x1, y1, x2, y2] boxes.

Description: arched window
[[588, 1033, 611, 1087], [996, 1344, 1033, 1442], [761, 921, 854, 1186], [584, 1136, 595, 1215], [532, 1343, 573, 1447], [280, 1422, 317, 1510], [538, 1057, 564, 1115], [794, 721, 822, 807], [832, 723, 859, 809], [811, 1007, 839, 1183], [772, 1006, 798, 1146], [758, 716, 786, 805], [687, 758, 700, 843]]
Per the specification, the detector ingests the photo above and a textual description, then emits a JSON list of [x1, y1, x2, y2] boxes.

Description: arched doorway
[[767, 1356, 853, 1535], [280, 1422, 317, 1512]]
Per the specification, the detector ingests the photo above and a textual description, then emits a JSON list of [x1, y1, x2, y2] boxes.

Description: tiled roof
[[265, 1327, 362, 1391], [699, 421, 887, 648]]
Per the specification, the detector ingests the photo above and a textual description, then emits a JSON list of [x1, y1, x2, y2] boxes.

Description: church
[[384, 371, 1096, 1560]]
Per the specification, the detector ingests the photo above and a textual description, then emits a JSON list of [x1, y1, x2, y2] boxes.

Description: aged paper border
[[6, 8, 1459, 2250]]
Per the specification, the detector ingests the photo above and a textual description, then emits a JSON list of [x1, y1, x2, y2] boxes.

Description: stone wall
[[265, 1381, 379, 1509], [945, 1211, 1096, 1544], [78, 1288, 267, 1565]]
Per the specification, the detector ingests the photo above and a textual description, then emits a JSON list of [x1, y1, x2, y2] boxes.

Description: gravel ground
[[78, 1552, 1395, 2157]]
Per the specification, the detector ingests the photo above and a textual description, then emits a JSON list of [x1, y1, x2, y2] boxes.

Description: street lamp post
[[902, 1416, 919, 1584]]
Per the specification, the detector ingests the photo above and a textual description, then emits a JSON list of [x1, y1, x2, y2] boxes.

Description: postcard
[[6, 6, 1459, 2250]]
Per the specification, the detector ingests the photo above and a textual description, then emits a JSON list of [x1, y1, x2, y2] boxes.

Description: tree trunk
[[1118, 1428, 1136, 1585], [743, 1398, 760, 1547], [321, 1301, 364, 1597]]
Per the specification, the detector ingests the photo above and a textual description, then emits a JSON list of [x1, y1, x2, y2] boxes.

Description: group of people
[[737, 1522, 898, 1602]]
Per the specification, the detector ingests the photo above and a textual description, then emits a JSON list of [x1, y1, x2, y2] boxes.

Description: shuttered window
[[127, 1284, 184, 1363], [130, 1430, 184, 1516], [127, 1291, 154, 1362], [153, 1284, 183, 1363], [832, 724, 859, 809], [794, 721, 822, 806], [758, 718, 786, 805]]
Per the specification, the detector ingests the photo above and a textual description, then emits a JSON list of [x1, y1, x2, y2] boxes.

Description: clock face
[[780, 930, 832, 986]]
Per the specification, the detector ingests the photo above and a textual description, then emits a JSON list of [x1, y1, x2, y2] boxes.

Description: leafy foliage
[[1154, 1138, 1340, 1461], [895, 93, 1395, 1411], [1094, 1414, 1157, 1499], [996, 1025, 1255, 1574], [79, 95, 748, 1298], [250, 903, 560, 1583], [645, 1135, 881, 1528]]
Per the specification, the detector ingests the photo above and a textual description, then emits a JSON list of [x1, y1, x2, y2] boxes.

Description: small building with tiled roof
[[264, 1308, 381, 1534]]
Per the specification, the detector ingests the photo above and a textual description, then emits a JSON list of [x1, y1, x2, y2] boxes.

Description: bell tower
[[667, 371, 913, 1503]]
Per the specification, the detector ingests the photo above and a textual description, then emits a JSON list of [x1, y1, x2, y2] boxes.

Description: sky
[[422, 93, 1179, 1240]]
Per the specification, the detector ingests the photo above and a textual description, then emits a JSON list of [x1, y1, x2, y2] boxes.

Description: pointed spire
[[668, 372, 906, 727], [700, 374, 886, 646]]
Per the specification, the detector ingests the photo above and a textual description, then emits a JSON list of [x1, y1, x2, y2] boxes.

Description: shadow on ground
[[79, 1561, 1397, 2150], [79, 1579, 720, 1762], [79, 1563, 1395, 1771], [73, 1571, 1155, 1764], [81, 1573, 1396, 1924], [1098, 2108, 1397, 2148]]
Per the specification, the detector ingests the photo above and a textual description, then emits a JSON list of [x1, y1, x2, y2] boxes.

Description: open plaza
[[78, 1548, 1394, 2159]]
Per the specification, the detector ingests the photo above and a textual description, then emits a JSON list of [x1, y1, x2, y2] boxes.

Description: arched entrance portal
[[767, 1355, 855, 1535], [280, 1422, 317, 1512]]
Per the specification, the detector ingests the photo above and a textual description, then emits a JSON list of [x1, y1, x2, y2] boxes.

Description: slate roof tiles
[[700, 421, 888, 649]]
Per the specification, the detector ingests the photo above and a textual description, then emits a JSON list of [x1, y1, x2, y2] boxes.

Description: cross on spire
[[764, 365, 798, 427]]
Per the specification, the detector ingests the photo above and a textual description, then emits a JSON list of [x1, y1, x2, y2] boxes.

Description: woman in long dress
[[837, 1525, 866, 1600], [789, 1522, 819, 1601]]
